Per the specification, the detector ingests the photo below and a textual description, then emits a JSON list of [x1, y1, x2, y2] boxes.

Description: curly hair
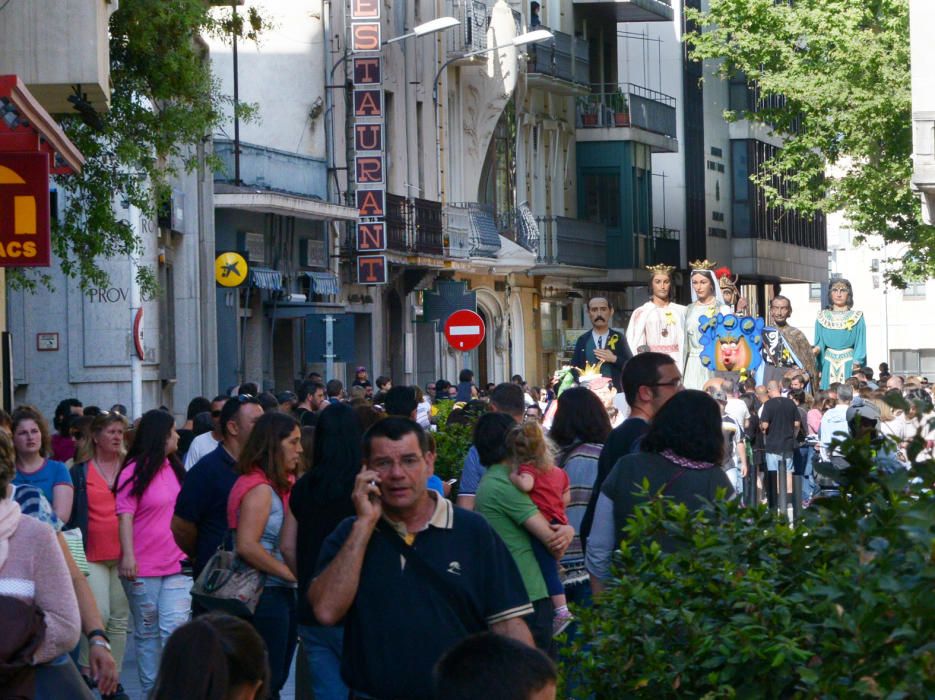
[[641, 390, 725, 465], [505, 420, 555, 472], [0, 430, 15, 500]]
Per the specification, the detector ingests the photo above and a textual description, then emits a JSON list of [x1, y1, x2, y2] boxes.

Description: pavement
[[116, 631, 298, 699]]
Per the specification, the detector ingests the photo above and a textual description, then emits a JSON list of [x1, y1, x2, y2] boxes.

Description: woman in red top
[[506, 420, 573, 636], [68, 412, 130, 693]]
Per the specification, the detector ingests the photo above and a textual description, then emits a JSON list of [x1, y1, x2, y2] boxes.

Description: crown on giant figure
[[578, 360, 605, 384], [690, 259, 717, 271], [646, 264, 676, 276]]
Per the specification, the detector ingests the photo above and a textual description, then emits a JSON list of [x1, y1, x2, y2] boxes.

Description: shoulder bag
[[190, 530, 265, 618]]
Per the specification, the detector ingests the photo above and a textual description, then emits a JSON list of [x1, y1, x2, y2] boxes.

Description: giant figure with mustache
[[572, 297, 633, 392]]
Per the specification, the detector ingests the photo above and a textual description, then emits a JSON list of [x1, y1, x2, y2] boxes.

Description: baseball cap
[[356, 366, 367, 373], [276, 390, 297, 404], [846, 398, 880, 424]]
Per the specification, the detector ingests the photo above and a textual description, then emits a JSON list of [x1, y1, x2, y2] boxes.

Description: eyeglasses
[[649, 379, 683, 388]]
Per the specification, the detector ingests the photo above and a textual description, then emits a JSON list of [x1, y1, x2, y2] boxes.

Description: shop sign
[[0, 152, 51, 266]]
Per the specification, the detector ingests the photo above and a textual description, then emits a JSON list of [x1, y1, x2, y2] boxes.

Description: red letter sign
[[0, 152, 51, 267]]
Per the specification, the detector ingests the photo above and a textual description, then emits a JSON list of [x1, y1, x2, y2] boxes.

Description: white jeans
[[121, 574, 191, 694]]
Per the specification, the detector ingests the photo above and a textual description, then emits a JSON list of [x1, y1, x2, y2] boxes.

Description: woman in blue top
[[12, 405, 73, 522], [813, 278, 866, 390]]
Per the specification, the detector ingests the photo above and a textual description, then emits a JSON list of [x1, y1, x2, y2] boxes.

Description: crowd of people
[[0, 327, 932, 699]]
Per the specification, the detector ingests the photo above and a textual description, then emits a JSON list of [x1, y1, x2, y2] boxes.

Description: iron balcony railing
[[525, 27, 589, 87], [381, 194, 445, 256], [446, 0, 488, 57], [576, 83, 677, 138], [535, 216, 607, 269], [445, 202, 503, 257], [633, 226, 681, 268]]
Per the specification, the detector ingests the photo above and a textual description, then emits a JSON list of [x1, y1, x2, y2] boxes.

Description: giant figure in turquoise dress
[[683, 262, 732, 390], [813, 278, 866, 389]]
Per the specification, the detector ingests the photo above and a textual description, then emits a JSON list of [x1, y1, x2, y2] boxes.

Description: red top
[[519, 463, 569, 525], [85, 461, 121, 562]]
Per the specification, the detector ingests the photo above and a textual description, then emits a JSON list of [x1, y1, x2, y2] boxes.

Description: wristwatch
[[87, 629, 110, 644]]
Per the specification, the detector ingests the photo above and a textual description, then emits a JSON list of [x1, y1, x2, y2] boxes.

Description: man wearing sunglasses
[[183, 395, 229, 471]]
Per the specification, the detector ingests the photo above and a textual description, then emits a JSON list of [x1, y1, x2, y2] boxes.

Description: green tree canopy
[[686, 0, 932, 286], [14, 0, 263, 294]]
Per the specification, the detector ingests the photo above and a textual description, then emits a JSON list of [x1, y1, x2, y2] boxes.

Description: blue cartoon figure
[[698, 314, 765, 377]]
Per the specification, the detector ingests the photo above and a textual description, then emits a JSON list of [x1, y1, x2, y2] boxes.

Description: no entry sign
[[444, 310, 485, 352]]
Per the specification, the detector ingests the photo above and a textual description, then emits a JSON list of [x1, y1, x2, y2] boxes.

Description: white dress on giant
[[682, 269, 732, 390]]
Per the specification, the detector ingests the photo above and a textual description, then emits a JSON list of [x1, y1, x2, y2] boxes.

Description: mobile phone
[[446, 478, 458, 485]]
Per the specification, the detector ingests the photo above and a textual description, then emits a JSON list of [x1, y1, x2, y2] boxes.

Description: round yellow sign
[[215, 252, 248, 287]]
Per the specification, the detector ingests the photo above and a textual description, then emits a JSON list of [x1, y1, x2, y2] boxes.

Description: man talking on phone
[[309, 417, 534, 700]]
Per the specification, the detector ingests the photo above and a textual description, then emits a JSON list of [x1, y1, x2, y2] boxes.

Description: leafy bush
[[430, 402, 475, 485], [564, 430, 935, 697]]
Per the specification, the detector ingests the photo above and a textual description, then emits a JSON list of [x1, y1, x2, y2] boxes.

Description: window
[[891, 349, 920, 376], [583, 172, 620, 228], [903, 281, 927, 299], [809, 282, 822, 300]]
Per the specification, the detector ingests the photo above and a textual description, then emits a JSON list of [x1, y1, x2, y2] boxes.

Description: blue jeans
[[121, 574, 192, 694], [765, 451, 794, 473], [530, 536, 564, 597], [250, 585, 297, 700], [298, 624, 348, 700]]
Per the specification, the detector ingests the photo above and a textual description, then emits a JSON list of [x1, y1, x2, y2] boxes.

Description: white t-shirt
[[725, 397, 750, 432], [184, 431, 220, 471]]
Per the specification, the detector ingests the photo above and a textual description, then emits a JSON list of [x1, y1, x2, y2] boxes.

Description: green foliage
[[565, 428, 935, 697], [12, 0, 266, 295], [431, 401, 476, 485], [685, 0, 934, 286]]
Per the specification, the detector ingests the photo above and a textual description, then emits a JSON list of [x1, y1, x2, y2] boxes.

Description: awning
[[249, 267, 283, 291], [214, 186, 358, 222], [301, 271, 340, 295]]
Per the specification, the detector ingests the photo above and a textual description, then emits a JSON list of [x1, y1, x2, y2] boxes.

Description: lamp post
[[432, 29, 554, 204]]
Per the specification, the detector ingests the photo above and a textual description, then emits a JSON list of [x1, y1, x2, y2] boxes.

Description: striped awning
[[302, 271, 340, 295], [249, 267, 283, 291]]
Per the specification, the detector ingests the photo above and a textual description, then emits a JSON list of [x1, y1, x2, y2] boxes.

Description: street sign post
[[443, 309, 485, 352]]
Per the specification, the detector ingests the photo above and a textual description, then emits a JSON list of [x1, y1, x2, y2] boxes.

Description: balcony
[[634, 227, 681, 268], [572, 0, 673, 23], [0, 0, 116, 112], [576, 83, 678, 153], [446, 0, 489, 62], [534, 216, 607, 270], [382, 195, 445, 256], [214, 139, 328, 199], [446, 203, 503, 258], [526, 28, 590, 95]]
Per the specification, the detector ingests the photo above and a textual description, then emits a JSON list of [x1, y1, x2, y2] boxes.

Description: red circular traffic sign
[[443, 310, 485, 352]]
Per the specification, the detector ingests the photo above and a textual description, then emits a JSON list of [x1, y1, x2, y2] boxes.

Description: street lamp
[[432, 29, 554, 201], [384, 16, 461, 45]]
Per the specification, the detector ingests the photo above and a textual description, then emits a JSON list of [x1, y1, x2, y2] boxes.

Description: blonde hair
[[505, 421, 556, 472]]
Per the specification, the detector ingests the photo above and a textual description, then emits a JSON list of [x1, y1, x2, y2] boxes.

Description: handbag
[[190, 531, 265, 618]]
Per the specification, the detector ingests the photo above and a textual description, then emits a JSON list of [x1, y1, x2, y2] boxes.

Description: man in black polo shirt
[[171, 394, 263, 581], [310, 417, 534, 700]]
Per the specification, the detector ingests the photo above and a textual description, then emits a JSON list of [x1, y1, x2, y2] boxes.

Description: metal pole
[[792, 475, 803, 524], [129, 206, 143, 420], [777, 462, 788, 520], [324, 314, 336, 382], [232, 4, 241, 185]]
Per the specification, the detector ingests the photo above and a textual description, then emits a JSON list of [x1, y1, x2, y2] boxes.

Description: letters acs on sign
[[0, 152, 51, 266]]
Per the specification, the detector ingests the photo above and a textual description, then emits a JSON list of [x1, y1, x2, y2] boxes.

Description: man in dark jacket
[[572, 297, 632, 392]]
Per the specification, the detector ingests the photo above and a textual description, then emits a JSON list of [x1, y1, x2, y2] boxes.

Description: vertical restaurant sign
[[0, 152, 51, 266], [351, 0, 387, 283]]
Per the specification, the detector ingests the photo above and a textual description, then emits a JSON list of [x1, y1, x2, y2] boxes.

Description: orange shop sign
[[0, 152, 50, 266]]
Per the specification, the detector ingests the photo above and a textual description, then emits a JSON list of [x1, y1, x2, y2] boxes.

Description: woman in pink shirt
[[115, 409, 190, 696]]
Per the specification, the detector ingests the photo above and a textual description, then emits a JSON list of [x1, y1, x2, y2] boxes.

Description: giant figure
[[572, 296, 632, 392], [813, 278, 866, 389], [683, 261, 731, 390], [625, 264, 686, 368]]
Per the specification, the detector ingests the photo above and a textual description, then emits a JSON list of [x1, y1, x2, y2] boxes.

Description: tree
[[12, 0, 263, 294], [685, 0, 933, 286]]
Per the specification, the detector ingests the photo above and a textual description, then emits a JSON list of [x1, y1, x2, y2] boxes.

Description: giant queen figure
[[813, 278, 866, 389]]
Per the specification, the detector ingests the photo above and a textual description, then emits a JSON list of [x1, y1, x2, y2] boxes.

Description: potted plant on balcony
[[579, 97, 599, 127], [609, 90, 630, 127]]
